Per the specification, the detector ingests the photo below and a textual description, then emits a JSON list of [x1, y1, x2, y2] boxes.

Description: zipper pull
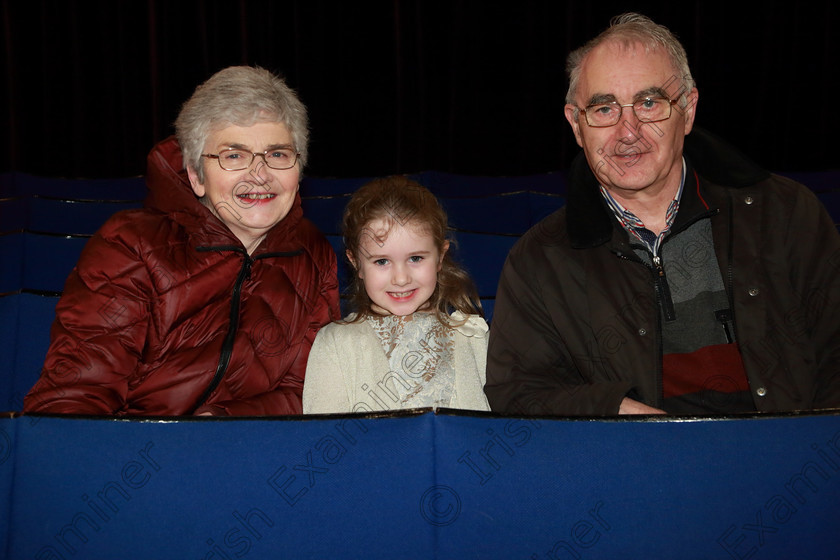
[[243, 256, 253, 280], [653, 255, 664, 275], [653, 255, 676, 322], [715, 309, 735, 343]]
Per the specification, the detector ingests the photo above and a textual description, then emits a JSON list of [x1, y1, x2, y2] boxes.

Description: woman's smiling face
[[187, 121, 300, 250]]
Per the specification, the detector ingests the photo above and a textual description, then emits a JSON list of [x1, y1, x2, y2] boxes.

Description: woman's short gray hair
[[566, 13, 695, 116], [175, 66, 309, 182]]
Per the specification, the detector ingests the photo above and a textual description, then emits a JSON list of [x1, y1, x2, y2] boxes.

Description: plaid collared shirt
[[599, 158, 686, 257]]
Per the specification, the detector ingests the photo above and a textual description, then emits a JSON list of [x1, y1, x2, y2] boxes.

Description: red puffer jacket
[[23, 137, 340, 416]]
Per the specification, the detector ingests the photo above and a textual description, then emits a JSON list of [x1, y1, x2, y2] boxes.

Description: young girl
[[303, 176, 490, 414]]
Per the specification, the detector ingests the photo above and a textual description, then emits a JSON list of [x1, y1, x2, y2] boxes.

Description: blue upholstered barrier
[[298, 170, 569, 197], [0, 293, 58, 411], [0, 232, 88, 294], [1, 410, 839, 559], [303, 192, 566, 236], [450, 232, 518, 299], [0, 197, 143, 237], [1, 171, 839, 558], [300, 195, 350, 236], [0, 172, 146, 200]]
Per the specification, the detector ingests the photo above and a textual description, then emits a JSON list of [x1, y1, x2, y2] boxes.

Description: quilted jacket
[[23, 137, 340, 416]]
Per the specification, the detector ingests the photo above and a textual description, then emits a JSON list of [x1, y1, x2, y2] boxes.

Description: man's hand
[[619, 397, 666, 415]]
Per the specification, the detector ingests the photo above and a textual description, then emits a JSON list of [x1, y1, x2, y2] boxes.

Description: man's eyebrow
[[585, 87, 671, 107], [587, 93, 617, 106], [634, 87, 670, 99]]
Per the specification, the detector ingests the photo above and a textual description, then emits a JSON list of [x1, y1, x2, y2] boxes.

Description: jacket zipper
[[652, 255, 675, 321], [189, 246, 303, 413], [611, 208, 718, 408]]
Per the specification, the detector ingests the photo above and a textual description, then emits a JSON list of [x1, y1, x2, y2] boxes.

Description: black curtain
[[2, 1, 837, 179]]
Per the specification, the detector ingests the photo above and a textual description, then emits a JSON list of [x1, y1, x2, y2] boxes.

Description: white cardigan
[[303, 312, 490, 414]]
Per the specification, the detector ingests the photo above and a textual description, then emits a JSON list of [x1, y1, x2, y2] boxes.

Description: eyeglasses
[[201, 148, 299, 171], [580, 97, 678, 128]]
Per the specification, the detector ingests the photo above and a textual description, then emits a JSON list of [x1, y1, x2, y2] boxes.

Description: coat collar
[[566, 126, 770, 249]]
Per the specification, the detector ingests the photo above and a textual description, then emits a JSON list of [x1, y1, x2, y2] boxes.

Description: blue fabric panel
[[450, 233, 518, 297], [27, 198, 143, 236], [9, 412, 435, 559], [0, 198, 28, 233], [3, 411, 839, 558], [0, 415, 13, 555], [479, 298, 494, 323], [1, 197, 142, 237], [0, 293, 58, 411], [410, 171, 569, 196], [528, 192, 566, 225], [442, 194, 534, 235], [299, 176, 375, 197], [0, 234, 24, 294], [21, 233, 89, 293], [303, 193, 566, 237], [325, 235, 351, 295], [2, 173, 147, 200], [0, 295, 22, 410], [299, 171, 569, 198], [301, 195, 349, 236], [0, 233, 87, 293], [431, 412, 840, 559]]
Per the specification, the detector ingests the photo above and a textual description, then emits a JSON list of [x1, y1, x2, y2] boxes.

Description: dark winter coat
[[485, 128, 840, 415]]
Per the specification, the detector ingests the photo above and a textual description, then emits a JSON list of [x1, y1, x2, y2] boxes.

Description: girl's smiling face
[[351, 219, 448, 316]]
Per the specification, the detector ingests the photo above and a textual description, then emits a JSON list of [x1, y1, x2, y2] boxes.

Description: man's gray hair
[[565, 13, 695, 117], [175, 66, 309, 182]]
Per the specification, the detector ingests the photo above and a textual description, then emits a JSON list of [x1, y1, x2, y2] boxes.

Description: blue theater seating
[[0, 232, 89, 294], [1, 169, 838, 412], [302, 191, 566, 236], [1, 169, 839, 558], [1, 410, 839, 559], [0, 293, 58, 411]]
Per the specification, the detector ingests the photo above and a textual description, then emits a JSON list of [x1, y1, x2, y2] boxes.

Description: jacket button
[[638, 328, 647, 336], [748, 287, 760, 297], [756, 386, 767, 397], [744, 196, 754, 205]]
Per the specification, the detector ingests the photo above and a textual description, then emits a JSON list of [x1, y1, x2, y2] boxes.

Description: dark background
[[2, 1, 837, 179]]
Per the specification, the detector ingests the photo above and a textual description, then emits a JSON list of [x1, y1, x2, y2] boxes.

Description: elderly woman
[[23, 66, 340, 416]]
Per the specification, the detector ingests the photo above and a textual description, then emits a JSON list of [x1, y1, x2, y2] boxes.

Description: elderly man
[[485, 13, 840, 415]]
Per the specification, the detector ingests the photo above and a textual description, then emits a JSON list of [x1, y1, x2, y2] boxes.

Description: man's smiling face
[[565, 40, 698, 200]]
